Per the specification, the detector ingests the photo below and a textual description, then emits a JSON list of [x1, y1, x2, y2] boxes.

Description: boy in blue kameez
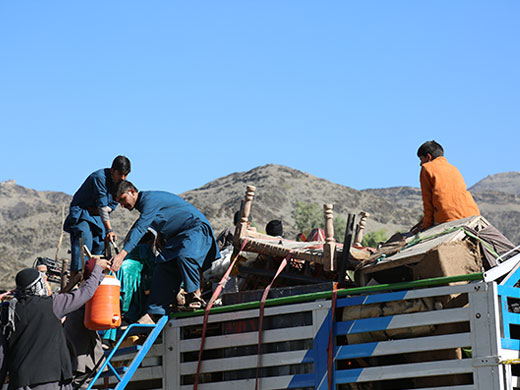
[[110, 180, 220, 321], [64, 156, 131, 279]]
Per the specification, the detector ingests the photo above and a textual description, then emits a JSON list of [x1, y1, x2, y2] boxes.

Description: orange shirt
[[420, 156, 480, 229]]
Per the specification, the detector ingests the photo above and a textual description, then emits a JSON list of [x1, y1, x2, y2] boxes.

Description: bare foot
[[137, 313, 156, 324]]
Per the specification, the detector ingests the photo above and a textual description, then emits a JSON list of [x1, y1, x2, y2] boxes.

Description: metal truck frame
[[99, 255, 520, 390]]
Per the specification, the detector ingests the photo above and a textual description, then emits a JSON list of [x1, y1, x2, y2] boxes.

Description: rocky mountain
[[363, 183, 520, 245], [182, 164, 421, 238], [0, 180, 139, 290], [469, 172, 520, 195], [1, 165, 519, 290]]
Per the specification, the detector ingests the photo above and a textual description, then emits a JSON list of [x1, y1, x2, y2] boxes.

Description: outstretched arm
[[52, 259, 109, 319]]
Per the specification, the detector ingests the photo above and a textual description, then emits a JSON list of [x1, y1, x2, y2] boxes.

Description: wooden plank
[[402, 386, 474, 390], [337, 283, 473, 308], [96, 365, 163, 385], [360, 253, 424, 274], [337, 333, 472, 359], [141, 356, 161, 367], [336, 359, 473, 383], [173, 300, 327, 327], [179, 374, 313, 390], [180, 350, 311, 375], [241, 237, 326, 265], [110, 343, 163, 362], [180, 325, 314, 352], [336, 307, 469, 335]]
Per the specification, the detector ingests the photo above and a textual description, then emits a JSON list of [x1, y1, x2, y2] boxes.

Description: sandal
[[177, 291, 206, 312]]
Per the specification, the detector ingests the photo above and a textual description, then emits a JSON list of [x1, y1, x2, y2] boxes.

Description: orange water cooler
[[84, 274, 121, 330]]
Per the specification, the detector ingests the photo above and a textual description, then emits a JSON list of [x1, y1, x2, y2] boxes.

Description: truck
[[94, 248, 520, 390], [91, 187, 520, 389]]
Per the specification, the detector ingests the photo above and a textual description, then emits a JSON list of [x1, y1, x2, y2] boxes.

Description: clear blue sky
[[1, 1, 518, 195]]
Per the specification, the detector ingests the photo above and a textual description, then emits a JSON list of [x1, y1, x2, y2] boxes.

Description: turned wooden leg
[[234, 185, 256, 247], [354, 211, 370, 246], [323, 204, 335, 272]]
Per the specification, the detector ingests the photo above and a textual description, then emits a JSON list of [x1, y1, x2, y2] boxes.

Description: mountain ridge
[[1, 164, 518, 289]]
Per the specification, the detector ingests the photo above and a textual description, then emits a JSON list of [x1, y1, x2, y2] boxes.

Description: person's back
[[139, 191, 211, 239], [7, 294, 72, 389], [69, 168, 117, 209], [1, 261, 108, 389], [417, 140, 479, 230], [111, 181, 221, 316]]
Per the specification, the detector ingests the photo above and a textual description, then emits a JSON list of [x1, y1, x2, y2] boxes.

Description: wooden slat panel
[[402, 386, 474, 390], [337, 283, 474, 308], [96, 365, 163, 385], [337, 333, 471, 359], [180, 350, 311, 375], [336, 307, 469, 335], [179, 374, 314, 390], [180, 325, 314, 352], [174, 300, 326, 327], [141, 356, 161, 367], [110, 343, 163, 362], [336, 359, 473, 383]]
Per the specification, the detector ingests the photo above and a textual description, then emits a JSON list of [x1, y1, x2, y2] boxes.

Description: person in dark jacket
[[63, 155, 130, 278], [110, 180, 220, 319], [0, 259, 108, 390]]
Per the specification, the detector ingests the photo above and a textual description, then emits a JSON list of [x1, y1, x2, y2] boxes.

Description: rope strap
[[193, 238, 249, 390], [255, 252, 292, 390]]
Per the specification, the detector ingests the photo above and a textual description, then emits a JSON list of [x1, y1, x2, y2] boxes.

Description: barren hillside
[[1, 166, 518, 290]]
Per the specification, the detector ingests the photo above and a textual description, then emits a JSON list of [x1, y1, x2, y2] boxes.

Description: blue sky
[[1, 1, 518, 195]]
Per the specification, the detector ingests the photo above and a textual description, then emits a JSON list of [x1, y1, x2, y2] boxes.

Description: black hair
[[233, 211, 241, 225], [112, 180, 138, 199], [111, 155, 131, 175], [266, 219, 283, 237], [417, 140, 444, 159]]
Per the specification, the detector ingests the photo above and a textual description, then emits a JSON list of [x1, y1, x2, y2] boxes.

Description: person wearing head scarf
[[0, 259, 107, 390]]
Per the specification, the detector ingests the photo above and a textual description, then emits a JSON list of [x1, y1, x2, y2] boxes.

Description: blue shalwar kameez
[[122, 191, 220, 315], [63, 168, 118, 272]]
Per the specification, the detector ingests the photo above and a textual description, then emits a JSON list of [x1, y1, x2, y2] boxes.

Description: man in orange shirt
[[414, 140, 480, 232]]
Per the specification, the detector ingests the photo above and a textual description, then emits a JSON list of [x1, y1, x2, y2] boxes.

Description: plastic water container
[[84, 274, 121, 330]]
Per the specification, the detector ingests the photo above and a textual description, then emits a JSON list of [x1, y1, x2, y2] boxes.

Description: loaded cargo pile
[[92, 184, 520, 390]]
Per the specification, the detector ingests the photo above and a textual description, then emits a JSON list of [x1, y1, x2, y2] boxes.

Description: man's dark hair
[[111, 155, 131, 175], [112, 180, 138, 199], [417, 140, 444, 159], [266, 219, 283, 237], [233, 211, 241, 225]]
